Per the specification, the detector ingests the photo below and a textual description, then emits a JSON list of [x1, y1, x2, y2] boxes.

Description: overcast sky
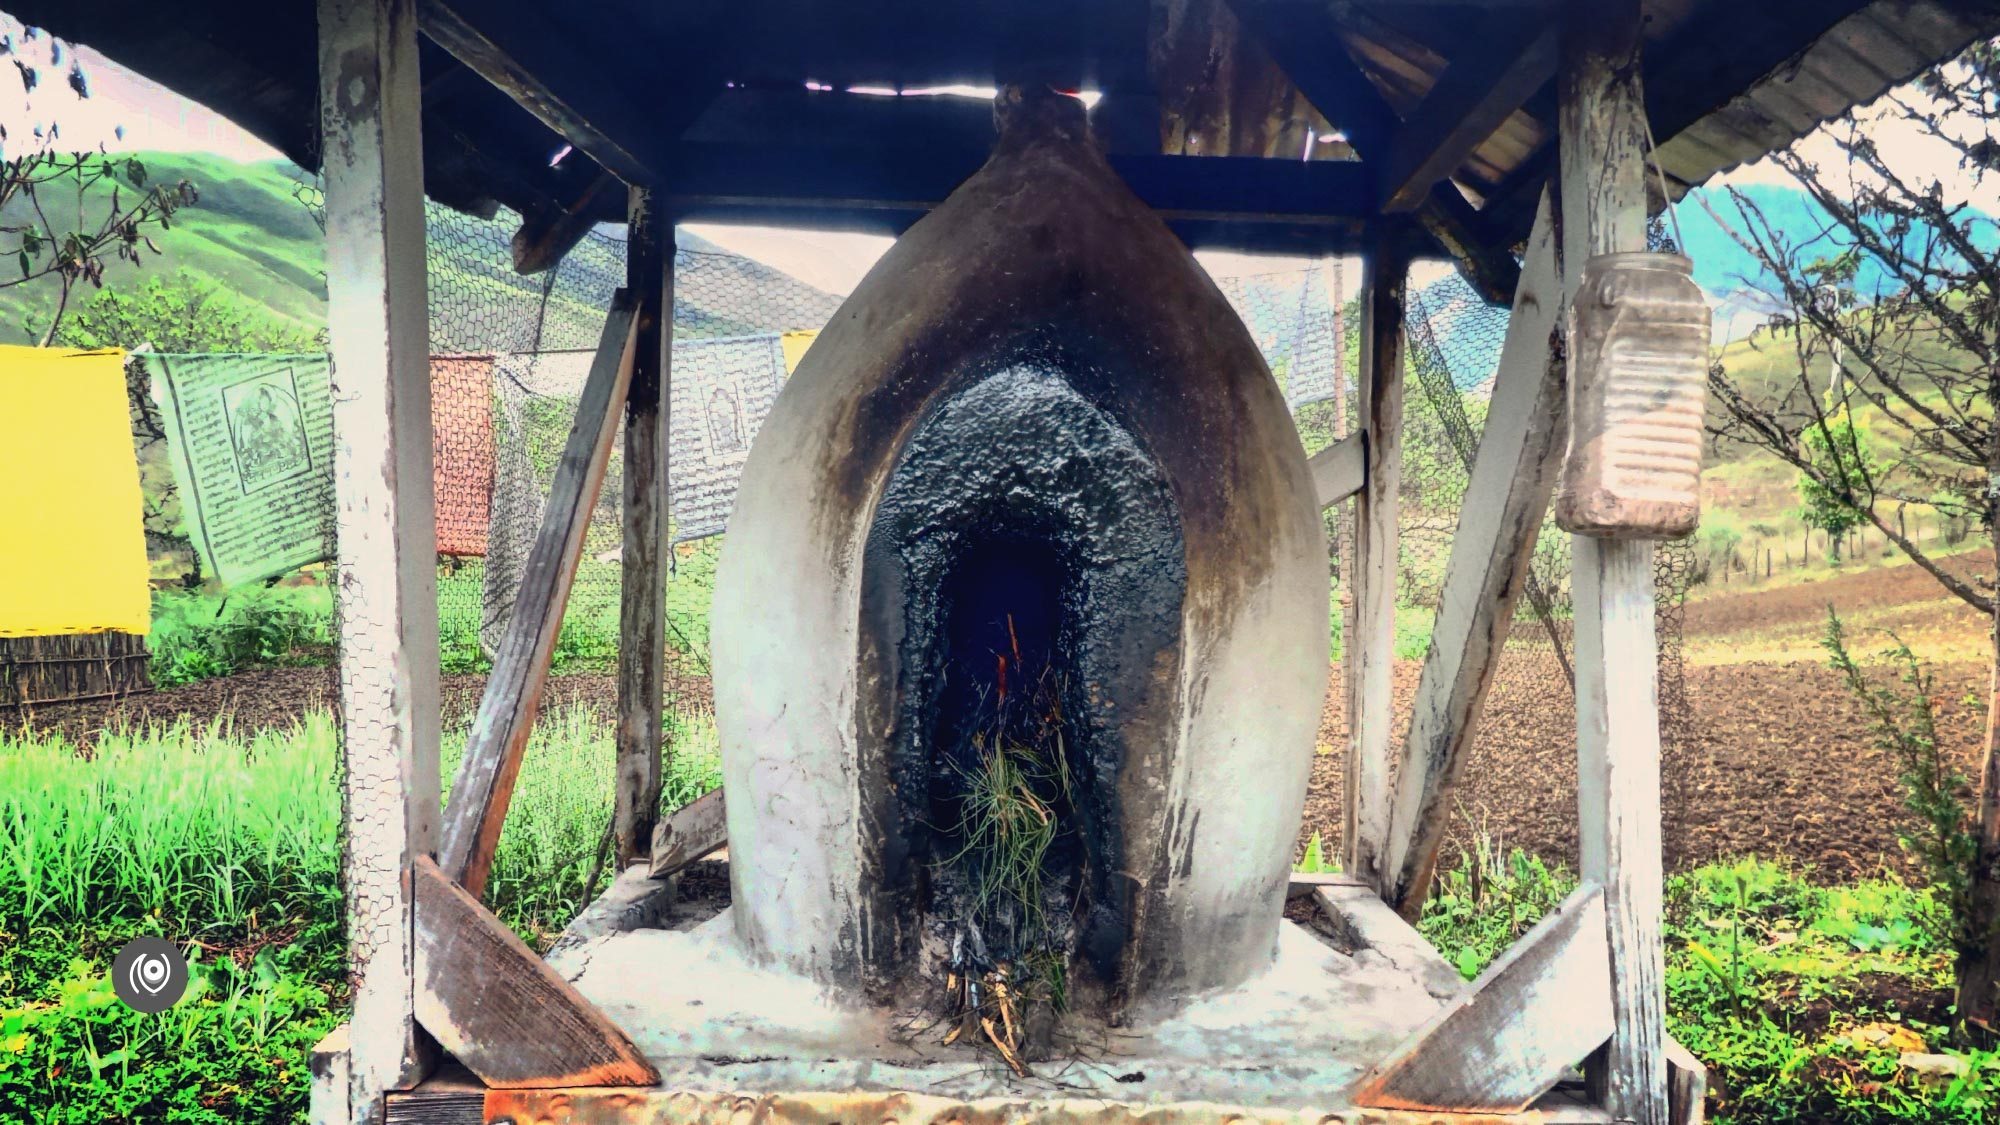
[[6, 10, 1989, 301]]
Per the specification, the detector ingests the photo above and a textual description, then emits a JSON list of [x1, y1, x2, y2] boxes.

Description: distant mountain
[[1, 151, 844, 349], [1676, 181, 2000, 339]]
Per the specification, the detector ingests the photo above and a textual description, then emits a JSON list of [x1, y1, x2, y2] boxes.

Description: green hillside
[[2, 152, 328, 343], [3, 150, 844, 348]]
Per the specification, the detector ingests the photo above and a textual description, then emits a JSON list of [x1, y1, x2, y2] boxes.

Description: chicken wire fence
[[420, 205, 1694, 862]]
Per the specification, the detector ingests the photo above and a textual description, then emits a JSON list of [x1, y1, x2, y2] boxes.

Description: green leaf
[[1455, 947, 1482, 980]]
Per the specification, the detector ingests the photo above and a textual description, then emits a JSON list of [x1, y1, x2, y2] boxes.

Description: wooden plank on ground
[[1561, 2, 1671, 1121], [437, 293, 639, 898], [649, 787, 729, 879], [1353, 884, 1613, 1112], [382, 1064, 484, 1125], [1380, 188, 1566, 919], [1314, 882, 1465, 1000], [1286, 870, 1366, 899], [1310, 432, 1366, 507], [412, 856, 657, 1088], [1344, 230, 1409, 887], [319, 0, 441, 1114], [615, 188, 671, 867]]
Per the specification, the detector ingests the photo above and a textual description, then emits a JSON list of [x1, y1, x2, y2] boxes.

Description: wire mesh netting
[[411, 205, 1693, 868]]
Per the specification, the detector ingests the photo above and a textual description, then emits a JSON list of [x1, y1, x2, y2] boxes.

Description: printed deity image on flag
[[221, 371, 314, 495]]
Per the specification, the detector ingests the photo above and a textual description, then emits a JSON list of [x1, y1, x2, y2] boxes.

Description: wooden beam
[[615, 190, 671, 868], [416, 0, 660, 184], [1382, 22, 1557, 212], [319, 0, 441, 1116], [1354, 884, 1614, 1113], [1345, 230, 1409, 886], [1314, 882, 1465, 1000], [412, 856, 656, 1087], [438, 294, 640, 898], [1381, 188, 1565, 918], [511, 172, 620, 276], [1310, 432, 1367, 507], [1560, 1, 1670, 1121], [648, 787, 728, 880], [666, 142, 1381, 225], [1227, 1, 1521, 300]]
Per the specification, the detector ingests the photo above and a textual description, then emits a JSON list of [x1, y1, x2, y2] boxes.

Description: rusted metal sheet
[[480, 1087, 1612, 1125]]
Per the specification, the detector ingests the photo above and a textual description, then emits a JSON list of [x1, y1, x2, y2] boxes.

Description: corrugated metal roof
[[1654, 0, 2000, 192]]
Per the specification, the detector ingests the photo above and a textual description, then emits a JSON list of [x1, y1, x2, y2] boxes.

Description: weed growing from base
[[934, 644, 1078, 1074]]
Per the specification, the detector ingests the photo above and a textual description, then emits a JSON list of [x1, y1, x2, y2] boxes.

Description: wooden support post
[[318, 0, 440, 1117], [1560, 1, 1670, 1121], [1345, 228, 1408, 886], [1381, 189, 1566, 918], [616, 189, 672, 868], [438, 293, 640, 898]]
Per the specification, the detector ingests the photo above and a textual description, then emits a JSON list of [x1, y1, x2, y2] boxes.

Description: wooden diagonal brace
[[1380, 187, 1565, 918], [413, 856, 657, 1087], [438, 291, 639, 898], [1354, 883, 1613, 1113]]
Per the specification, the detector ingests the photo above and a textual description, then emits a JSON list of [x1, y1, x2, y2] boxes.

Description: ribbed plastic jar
[[1557, 251, 1710, 538]]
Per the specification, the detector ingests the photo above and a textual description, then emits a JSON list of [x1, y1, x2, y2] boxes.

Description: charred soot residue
[[857, 363, 1186, 1015]]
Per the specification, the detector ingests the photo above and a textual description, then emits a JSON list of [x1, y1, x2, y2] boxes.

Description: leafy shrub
[[147, 586, 333, 687], [1417, 829, 1575, 980]]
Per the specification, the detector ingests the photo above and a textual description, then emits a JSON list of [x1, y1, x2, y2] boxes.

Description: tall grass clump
[[445, 699, 723, 944], [0, 715, 342, 942], [0, 698, 724, 1121]]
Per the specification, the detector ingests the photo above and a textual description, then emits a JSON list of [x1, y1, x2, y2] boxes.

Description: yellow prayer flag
[[780, 329, 819, 374], [0, 346, 150, 636]]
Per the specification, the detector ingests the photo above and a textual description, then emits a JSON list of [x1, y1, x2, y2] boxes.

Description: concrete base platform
[[543, 907, 1433, 1109], [381, 868, 1609, 1124]]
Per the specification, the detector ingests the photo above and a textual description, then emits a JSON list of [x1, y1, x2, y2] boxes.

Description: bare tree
[[1702, 39, 2000, 1037]]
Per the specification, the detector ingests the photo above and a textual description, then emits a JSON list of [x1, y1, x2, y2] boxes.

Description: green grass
[[1418, 847, 2000, 1124], [0, 700, 721, 1122], [147, 584, 335, 687]]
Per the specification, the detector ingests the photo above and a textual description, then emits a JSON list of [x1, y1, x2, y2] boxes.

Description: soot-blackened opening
[[857, 363, 1186, 1024]]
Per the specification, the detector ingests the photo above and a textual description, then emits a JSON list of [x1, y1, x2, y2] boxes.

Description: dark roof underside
[[20, 0, 2000, 284]]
